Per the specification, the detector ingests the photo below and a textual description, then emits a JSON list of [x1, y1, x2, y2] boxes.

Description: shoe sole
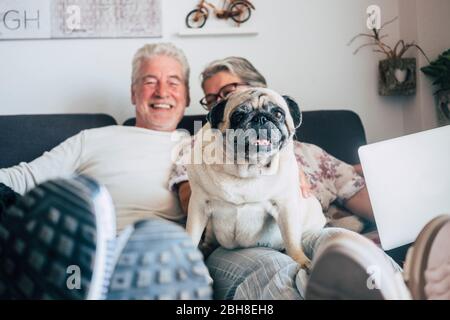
[[0, 176, 116, 299], [404, 214, 450, 300], [106, 218, 213, 300], [305, 232, 411, 300]]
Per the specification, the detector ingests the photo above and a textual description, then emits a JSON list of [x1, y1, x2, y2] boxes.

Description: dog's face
[[206, 88, 302, 163]]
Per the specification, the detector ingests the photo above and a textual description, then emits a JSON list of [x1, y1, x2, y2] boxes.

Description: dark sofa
[[0, 110, 366, 169], [0, 111, 408, 264], [0, 114, 117, 168]]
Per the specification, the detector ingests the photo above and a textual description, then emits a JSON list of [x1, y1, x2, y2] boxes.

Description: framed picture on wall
[[0, 0, 162, 40]]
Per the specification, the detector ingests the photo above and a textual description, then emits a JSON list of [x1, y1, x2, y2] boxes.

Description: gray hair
[[200, 56, 267, 89], [131, 43, 190, 90]]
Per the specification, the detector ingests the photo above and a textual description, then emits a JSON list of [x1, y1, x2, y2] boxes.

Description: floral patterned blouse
[[169, 138, 365, 213]]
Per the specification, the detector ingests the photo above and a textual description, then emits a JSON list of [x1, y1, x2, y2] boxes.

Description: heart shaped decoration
[[394, 68, 408, 83]]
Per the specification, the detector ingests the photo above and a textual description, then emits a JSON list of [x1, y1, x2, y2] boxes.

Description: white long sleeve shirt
[[0, 125, 184, 231]]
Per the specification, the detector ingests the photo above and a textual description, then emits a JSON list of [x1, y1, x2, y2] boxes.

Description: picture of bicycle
[[185, 0, 255, 29]]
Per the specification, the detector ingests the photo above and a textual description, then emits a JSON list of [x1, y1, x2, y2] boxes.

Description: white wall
[[400, 0, 450, 134], [1, 0, 441, 143]]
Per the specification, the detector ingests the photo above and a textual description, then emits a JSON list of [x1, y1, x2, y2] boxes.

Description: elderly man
[[0, 43, 211, 300]]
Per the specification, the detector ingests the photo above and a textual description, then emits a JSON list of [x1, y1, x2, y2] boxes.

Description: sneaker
[[0, 176, 116, 299], [106, 218, 213, 300], [305, 232, 411, 300], [403, 214, 450, 300]]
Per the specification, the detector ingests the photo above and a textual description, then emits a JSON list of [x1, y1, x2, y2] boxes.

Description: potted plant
[[421, 48, 450, 122], [348, 17, 429, 96]]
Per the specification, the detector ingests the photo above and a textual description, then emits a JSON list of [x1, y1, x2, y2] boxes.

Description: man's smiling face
[[132, 55, 188, 131]]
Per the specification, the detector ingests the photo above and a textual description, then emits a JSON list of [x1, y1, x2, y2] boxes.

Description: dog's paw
[[300, 258, 312, 273], [304, 258, 312, 269], [293, 254, 311, 272]]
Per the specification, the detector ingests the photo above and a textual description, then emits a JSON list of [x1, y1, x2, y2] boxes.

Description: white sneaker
[[106, 218, 213, 300], [0, 176, 116, 299], [305, 231, 411, 300]]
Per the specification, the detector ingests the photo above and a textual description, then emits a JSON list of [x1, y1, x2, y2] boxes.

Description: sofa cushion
[[124, 110, 367, 165], [0, 114, 117, 168], [295, 110, 367, 165]]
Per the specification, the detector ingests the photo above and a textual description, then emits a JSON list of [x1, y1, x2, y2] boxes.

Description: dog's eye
[[273, 111, 284, 120], [231, 112, 245, 124]]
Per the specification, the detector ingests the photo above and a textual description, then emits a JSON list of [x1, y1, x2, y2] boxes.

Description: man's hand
[[177, 181, 191, 216]]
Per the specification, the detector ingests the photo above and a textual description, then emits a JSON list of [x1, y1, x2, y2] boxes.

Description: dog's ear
[[206, 99, 227, 129], [283, 95, 302, 129]]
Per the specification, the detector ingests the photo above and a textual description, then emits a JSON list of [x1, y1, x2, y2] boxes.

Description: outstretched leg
[[404, 214, 450, 300], [0, 177, 213, 300], [304, 228, 410, 300]]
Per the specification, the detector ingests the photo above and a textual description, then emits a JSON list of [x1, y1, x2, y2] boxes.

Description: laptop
[[358, 125, 450, 250]]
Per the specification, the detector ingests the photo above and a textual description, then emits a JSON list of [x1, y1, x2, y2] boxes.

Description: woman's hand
[[353, 164, 364, 176], [299, 169, 312, 198]]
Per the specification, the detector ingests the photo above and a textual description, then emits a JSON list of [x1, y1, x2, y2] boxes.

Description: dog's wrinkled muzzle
[[227, 121, 284, 159]]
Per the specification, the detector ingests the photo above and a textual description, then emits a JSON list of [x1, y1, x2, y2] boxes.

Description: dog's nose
[[252, 114, 268, 125]]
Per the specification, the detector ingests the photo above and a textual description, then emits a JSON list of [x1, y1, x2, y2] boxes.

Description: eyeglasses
[[200, 82, 249, 110]]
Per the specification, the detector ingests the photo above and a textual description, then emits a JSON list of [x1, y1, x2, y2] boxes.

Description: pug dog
[[186, 88, 326, 269]]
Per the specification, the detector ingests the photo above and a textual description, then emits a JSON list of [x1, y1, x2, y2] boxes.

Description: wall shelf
[[178, 28, 258, 37]]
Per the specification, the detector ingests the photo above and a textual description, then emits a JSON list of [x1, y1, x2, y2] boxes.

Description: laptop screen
[[358, 125, 450, 250]]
